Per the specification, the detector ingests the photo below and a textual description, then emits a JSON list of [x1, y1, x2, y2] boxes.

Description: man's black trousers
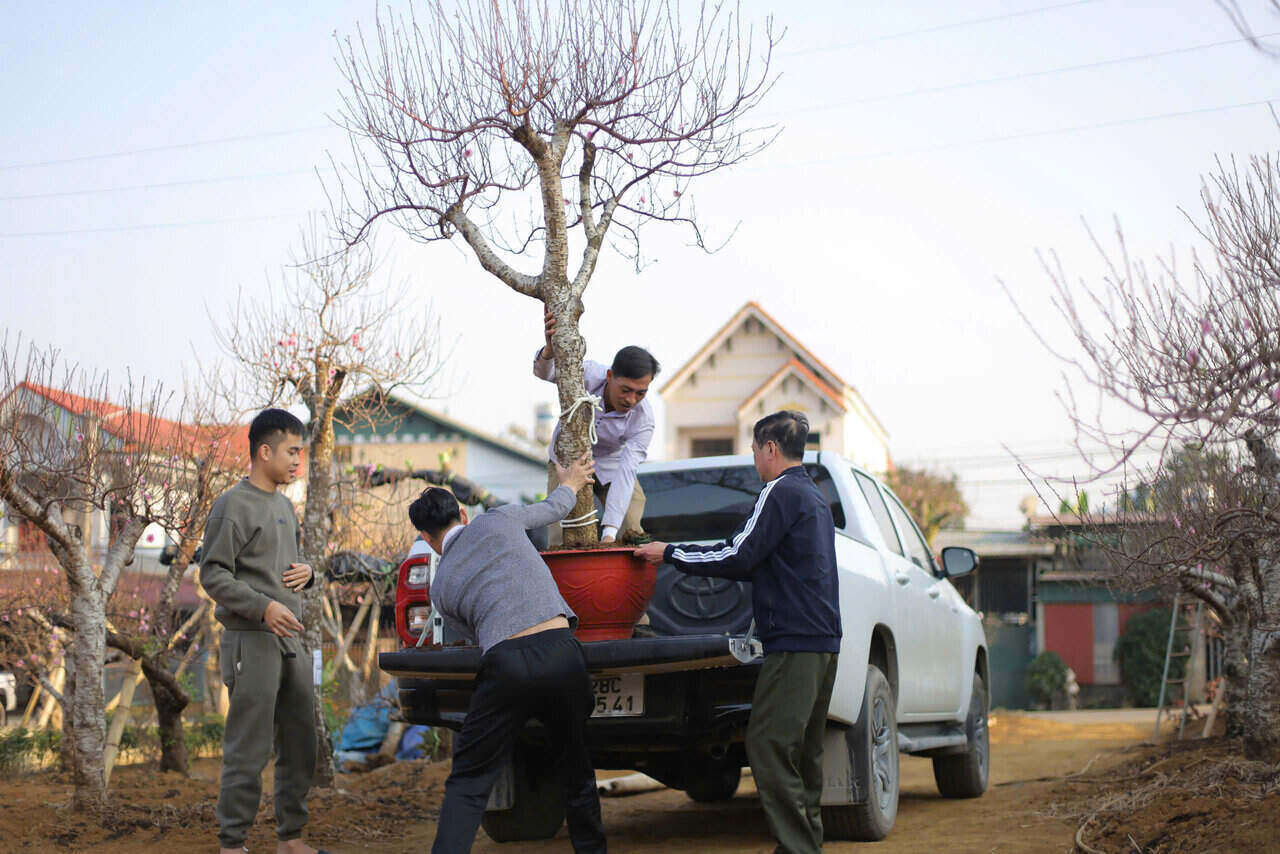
[[431, 627, 607, 854]]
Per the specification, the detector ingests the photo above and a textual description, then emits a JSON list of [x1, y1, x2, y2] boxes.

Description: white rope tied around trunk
[[556, 393, 603, 530], [561, 393, 603, 447]]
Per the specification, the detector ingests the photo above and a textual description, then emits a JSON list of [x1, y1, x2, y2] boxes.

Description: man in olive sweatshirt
[[200, 408, 328, 854]]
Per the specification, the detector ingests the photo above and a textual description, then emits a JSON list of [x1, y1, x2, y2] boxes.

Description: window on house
[[690, 437, 735, 457]]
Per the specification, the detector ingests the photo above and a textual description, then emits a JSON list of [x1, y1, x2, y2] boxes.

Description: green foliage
[[1026, 651, 1068, 707], [1115, 608, 1183, 707], [0, 727, 61, 773], [1058, 490, 1090, 515]]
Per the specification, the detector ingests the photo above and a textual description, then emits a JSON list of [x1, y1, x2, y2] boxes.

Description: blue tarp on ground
[[337, 682, 397, 752]]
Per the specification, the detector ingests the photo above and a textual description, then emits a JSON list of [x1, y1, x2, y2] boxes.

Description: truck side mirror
[[940, 547, 979, 578]]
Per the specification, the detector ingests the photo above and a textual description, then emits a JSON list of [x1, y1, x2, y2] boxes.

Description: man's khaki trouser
[[747, 651, 839, 854], [545, 468, 646, 547], [217, 630, 317, 849]]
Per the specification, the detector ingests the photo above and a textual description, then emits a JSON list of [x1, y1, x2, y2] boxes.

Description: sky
[[3, 0, 1279, 529]]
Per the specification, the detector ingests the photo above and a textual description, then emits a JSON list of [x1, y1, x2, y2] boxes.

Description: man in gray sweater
[[409, 452, 606, 854], [200, 408, 328, 854]]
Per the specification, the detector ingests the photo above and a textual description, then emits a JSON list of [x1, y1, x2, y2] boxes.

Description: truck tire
[[684, 762, 741, 802], [932, 672, 989, 799], [481, 746, 566, 842], [822, 664, 898, 841]]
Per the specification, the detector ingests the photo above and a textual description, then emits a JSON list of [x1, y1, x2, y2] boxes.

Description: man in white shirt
[[535, 310, 658, 546]]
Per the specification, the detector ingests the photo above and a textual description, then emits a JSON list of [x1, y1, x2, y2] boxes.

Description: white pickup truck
[[381, 451, 988, 843]]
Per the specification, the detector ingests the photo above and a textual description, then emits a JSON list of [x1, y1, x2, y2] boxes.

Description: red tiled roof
[[13, 381, 249, 467], [738, 358, 848, 414]]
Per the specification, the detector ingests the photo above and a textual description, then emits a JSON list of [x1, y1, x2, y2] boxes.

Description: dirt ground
[[1, 712, 1276, 853]]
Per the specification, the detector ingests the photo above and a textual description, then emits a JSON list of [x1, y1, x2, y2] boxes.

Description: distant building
[[937, 513, 1164, 708], [333, 391, 548, 505], [659, 302, 891, 472]]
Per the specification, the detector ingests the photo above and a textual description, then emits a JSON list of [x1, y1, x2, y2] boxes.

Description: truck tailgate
[[380, 633, 754, 680]]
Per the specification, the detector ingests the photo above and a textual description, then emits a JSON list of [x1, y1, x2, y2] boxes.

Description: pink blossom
[[128, 610, 138, 619], [1200, 318, 1211, 336], [15, 609, 21, 617], [1272, 387, 1280, 404], [1186, 348, 1198, 367], [673, 189, 681, 198], [351, 333, 360, 345], [74, 431, 84, 442], [1244, 318, 1252, 331], [464, 148, 473, 158], [639, 195, 645, 204]]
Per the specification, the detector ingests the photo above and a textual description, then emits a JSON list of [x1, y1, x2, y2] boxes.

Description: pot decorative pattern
[[542, 547, 657, 642]]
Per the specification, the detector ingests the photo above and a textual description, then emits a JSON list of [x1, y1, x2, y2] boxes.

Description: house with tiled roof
[[660, 302, 891, 473]]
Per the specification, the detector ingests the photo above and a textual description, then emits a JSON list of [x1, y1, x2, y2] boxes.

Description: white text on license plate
[[591, 673, 644, 717]]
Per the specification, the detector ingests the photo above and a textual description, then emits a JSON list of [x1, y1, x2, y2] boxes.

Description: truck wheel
[[684, 762, 741, 802], [822, 664, 898, 841], [932, 672, 989, 798], [481, 746, 566, 842]]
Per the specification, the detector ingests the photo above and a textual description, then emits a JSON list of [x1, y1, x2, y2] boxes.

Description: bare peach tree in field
[[1019, 148, 1280, 760], [332, 0, 779, 546], [0, 338, 206, 806], [214, 228, 440, 784]]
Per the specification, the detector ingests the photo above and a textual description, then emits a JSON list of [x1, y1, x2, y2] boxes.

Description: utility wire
[[0, 167, 330, 202], [778, 31, 1279, 114], [785, 0, 1102, 56], [0, 125, 335, 172], [0, 212, 304, 239], [1, 3, 1105, 175], [786, 95, 1278, 167]]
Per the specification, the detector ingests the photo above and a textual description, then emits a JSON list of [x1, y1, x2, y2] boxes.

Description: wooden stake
[[19, 683, 42, 729], [104, 659, 142, 785], [34, 664, 64, 729]]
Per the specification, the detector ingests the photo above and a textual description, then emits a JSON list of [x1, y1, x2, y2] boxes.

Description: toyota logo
[[669, 574, 746, 620]]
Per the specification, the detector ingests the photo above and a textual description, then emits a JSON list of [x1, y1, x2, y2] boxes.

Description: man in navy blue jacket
[[636, 410, 841, 854]]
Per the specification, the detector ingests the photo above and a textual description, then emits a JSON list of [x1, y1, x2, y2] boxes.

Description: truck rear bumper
[[379, 633, 752, 680]]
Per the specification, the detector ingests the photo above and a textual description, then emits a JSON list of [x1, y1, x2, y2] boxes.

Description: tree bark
[[67, 581, 107, 809], [546, 292, 598, 548], [1221, 612, 1250, 738], [302, 409, 336, 788], [59, 655, 77, 777], [142, 656, 189, 774], [1242, 558, 1280, 760]]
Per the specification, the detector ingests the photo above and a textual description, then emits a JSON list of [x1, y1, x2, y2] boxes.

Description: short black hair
[[753, 410, 809, 460], [611, 346, 660, 381], [408, 487, 461, 537], [248, 408, 306, 459]]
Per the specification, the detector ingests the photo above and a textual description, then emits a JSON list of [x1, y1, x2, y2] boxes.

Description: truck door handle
[[894, 572, 910, 586], [927, 586, 941, 599]]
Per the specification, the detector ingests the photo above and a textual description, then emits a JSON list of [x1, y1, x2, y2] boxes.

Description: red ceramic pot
[[541, 547, 657, 642]]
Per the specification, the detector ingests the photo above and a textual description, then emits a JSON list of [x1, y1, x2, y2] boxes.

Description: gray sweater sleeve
[[493, 485, 578, 531], [199, 513, 273, 623]]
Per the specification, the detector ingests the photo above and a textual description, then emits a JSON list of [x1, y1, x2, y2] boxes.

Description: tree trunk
[[546, 294, 598, 549], [1242, 623, 1280, 761], [1242, 558, 1280, 761], [1221, 614, 1250, 738], [67, 586, 108, 809], [59, 656, 77, 776], [302, 414, 336, 788], [142, 656, 190, 774]]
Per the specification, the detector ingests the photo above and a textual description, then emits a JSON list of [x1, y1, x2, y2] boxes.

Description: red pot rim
[[539, 546, 643, 558]]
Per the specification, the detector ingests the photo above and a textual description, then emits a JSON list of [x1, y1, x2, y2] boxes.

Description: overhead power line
[[0, 167, 330, 202], [0, 125, 335, 172], [788, 95, 1279, 166], [786, 0, 1102, 56], [779, 31, 1279, 114], [0, 212, 304, 239]]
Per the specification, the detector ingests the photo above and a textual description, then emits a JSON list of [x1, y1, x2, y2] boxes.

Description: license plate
[[591, 673, 644, 717]]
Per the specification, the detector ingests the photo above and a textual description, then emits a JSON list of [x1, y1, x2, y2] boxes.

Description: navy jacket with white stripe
[[662, 464, 842, 655]]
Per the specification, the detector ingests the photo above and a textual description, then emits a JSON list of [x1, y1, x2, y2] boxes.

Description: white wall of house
[[736, 375, 846, 457], [464, 439, 548, 503], [662, 308, 891, 471]]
